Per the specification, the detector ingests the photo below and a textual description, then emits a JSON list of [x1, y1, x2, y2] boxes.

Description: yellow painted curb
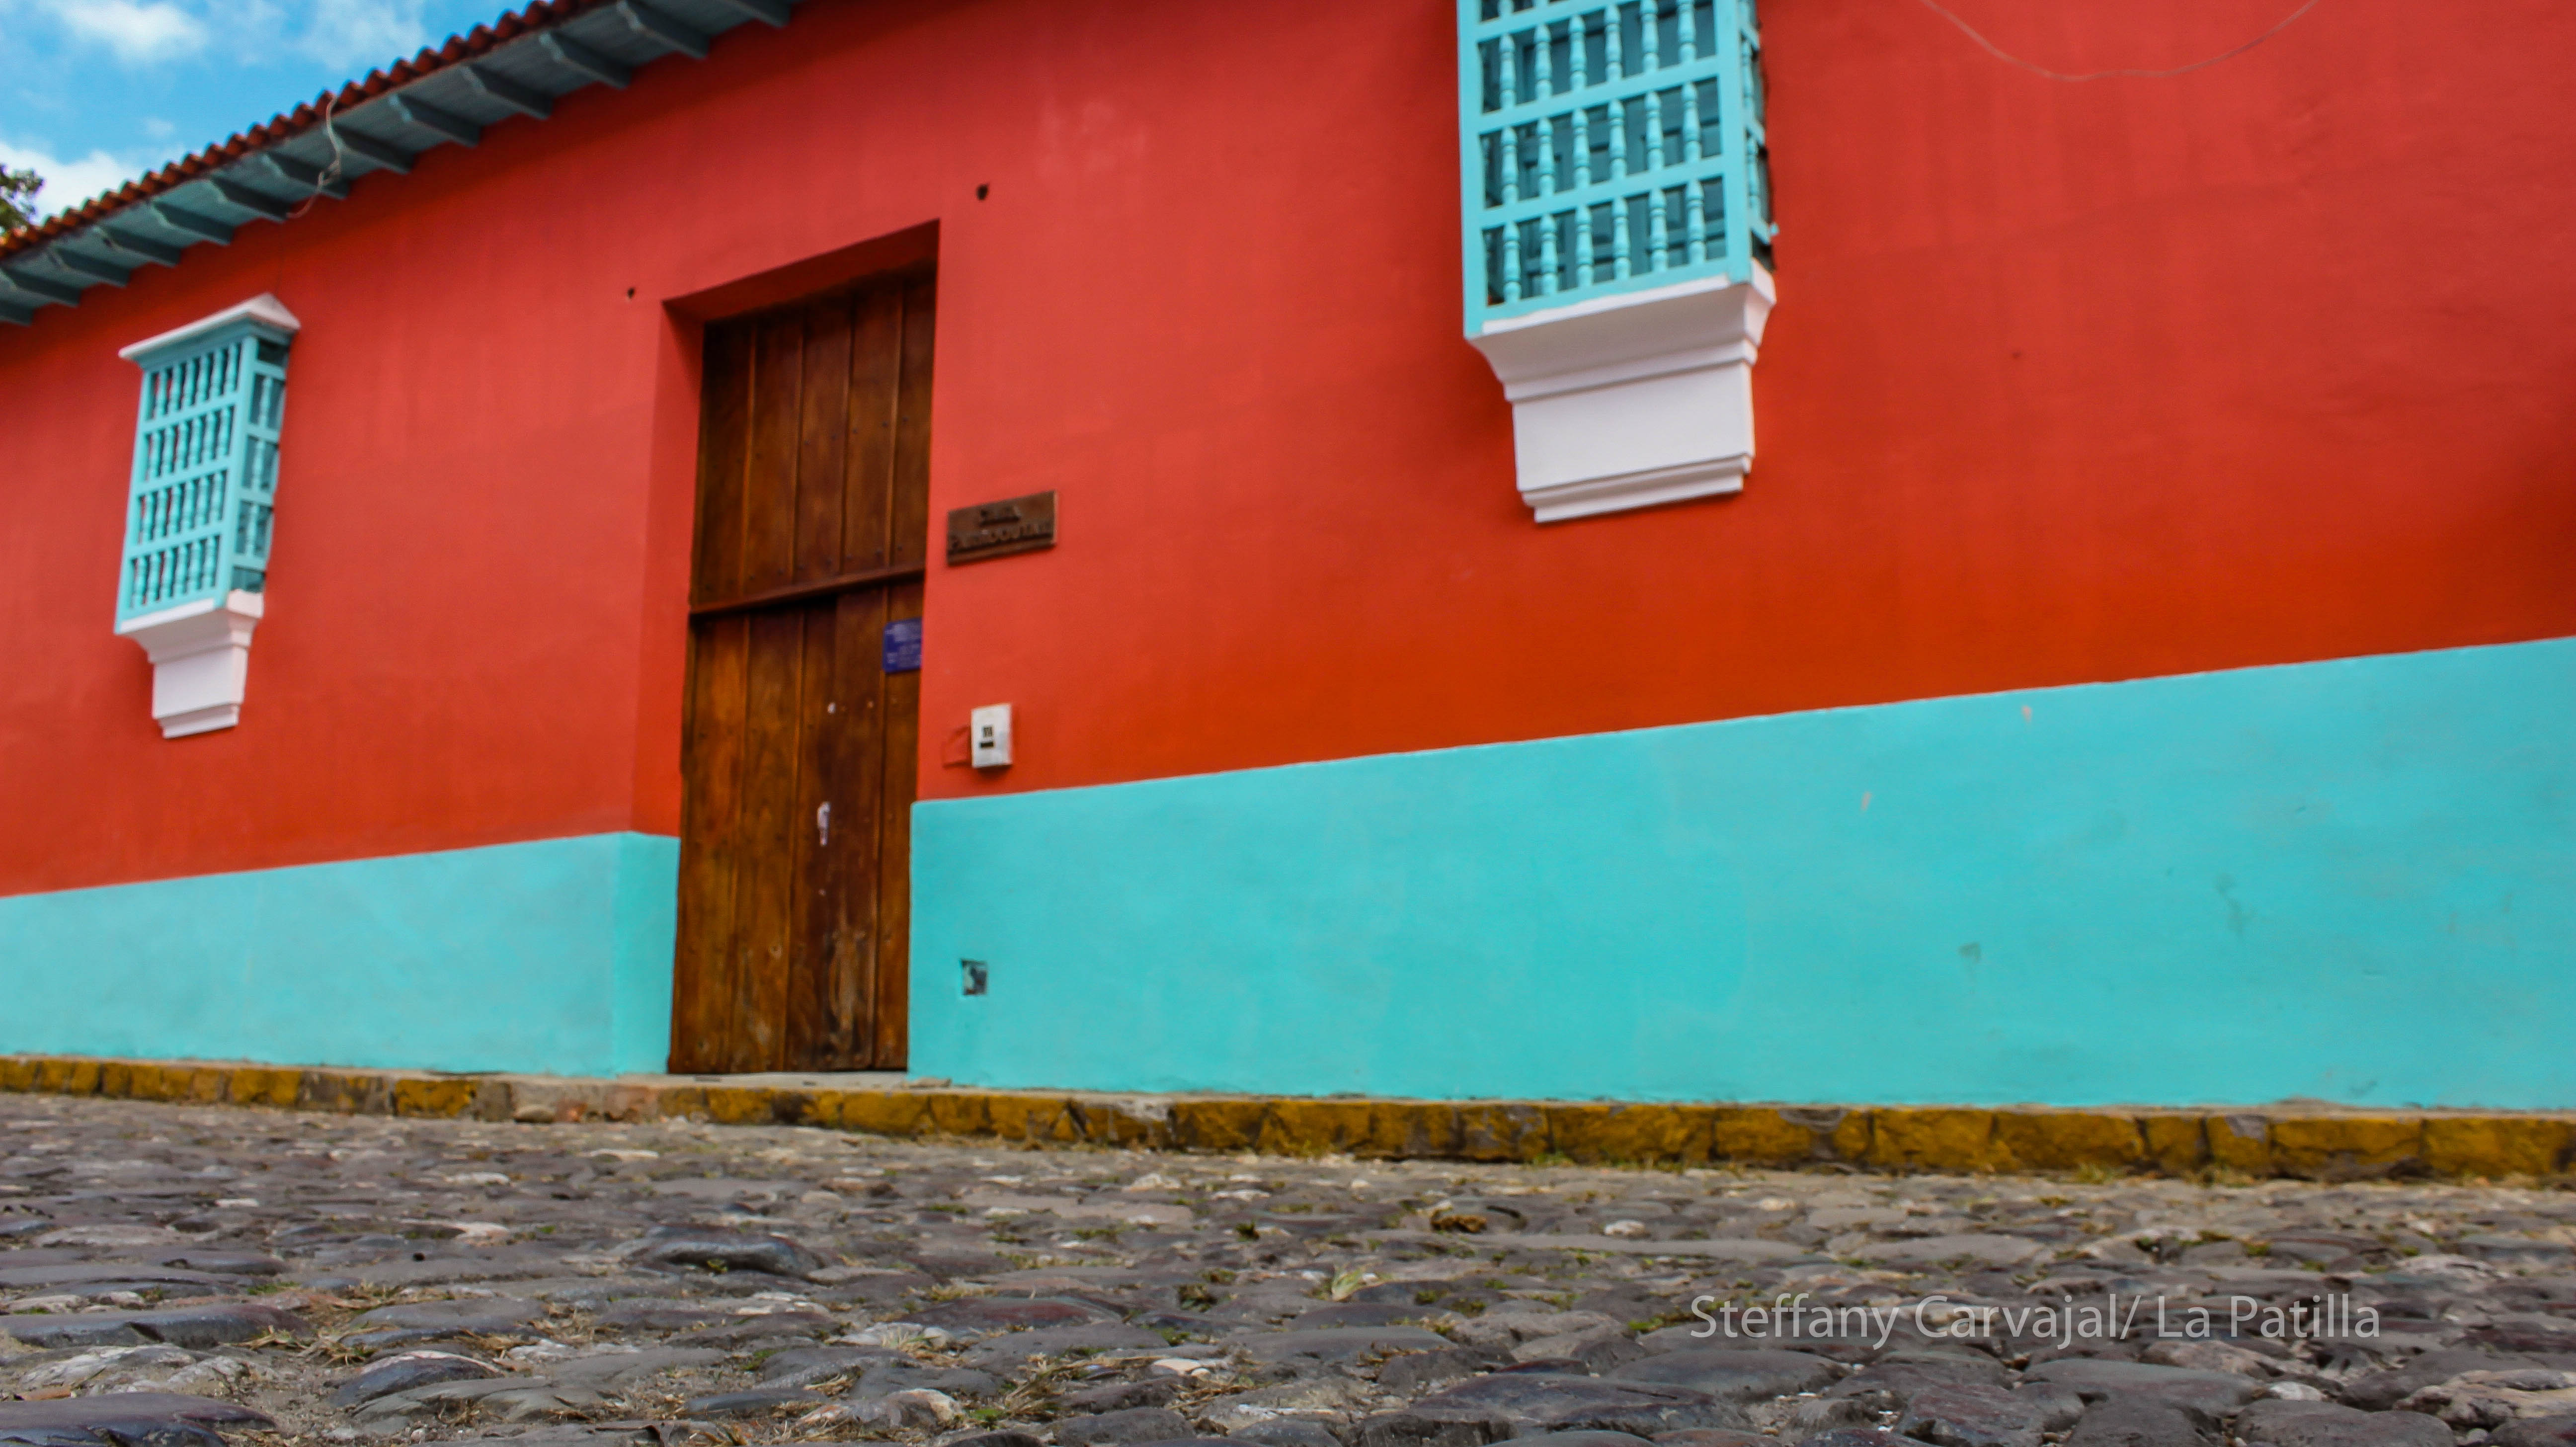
[[3, 1053, 2571, 1181]]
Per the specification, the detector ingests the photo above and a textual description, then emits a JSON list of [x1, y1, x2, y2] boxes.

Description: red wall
[[2, 0, 2571, 895]]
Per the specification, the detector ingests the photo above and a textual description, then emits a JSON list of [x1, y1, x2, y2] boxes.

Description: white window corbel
[[1468, 268, 1772, 522]]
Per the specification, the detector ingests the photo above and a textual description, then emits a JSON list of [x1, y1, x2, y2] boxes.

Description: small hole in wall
[[975, 183, 989, 200], [625, 287, 636, 300]]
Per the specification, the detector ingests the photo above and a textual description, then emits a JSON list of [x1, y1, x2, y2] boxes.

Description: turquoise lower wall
[[0, 833, 678, 1077], [912, 639, 2576, 1109], [9, 642, 2570, 1104]]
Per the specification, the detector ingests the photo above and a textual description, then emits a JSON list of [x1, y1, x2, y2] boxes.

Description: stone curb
[[3, 1054, 2571, 1181]]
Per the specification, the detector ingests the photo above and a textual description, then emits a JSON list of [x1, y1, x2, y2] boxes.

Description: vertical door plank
[[742, 317, 805, 596], [841, 284, 905, 573], [690, 322, 755, 604], [782, 596, 851, 1069], [887, 279, 938, 570], [870, 276, 933, 1068], [730, 608, 806, 1071], [813, 588, 888, 1067], [670, 613, 749, 1073], [792, 302, 854, 583], [871, 577, 925, 1070]]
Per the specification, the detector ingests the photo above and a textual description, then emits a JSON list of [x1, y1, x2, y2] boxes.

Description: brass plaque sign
[[946, 490, 1057, 563]]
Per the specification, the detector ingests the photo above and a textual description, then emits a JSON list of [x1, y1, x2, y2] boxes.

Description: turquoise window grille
[[1459, 0, 1771, 332], [118, 315, 292, 624]]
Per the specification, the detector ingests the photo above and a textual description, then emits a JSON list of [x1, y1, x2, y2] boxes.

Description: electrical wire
[[286, 91, 349, 221], [1911, 0, 2326, 81]]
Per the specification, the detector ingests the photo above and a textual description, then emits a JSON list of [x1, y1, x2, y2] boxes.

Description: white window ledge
[[1468, 267, 1775, 523], [117, 293, 302, 362], [114, 591, 264, 738]]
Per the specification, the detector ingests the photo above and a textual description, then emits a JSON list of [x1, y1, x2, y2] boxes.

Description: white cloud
[[12, 0, 430, 75], [43, 0, 208, 63], [0, 139, 149, 218], [291, 0, 426, 68]]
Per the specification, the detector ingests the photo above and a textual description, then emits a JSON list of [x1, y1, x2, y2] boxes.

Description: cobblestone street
[[3, 1097, 2573, 1447]]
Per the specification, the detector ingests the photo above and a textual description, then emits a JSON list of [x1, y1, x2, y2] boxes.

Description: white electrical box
[[970, 704, 1014, 768]]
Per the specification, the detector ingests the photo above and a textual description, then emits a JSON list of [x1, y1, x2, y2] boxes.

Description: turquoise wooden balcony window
[[1460, 0, 1771, 332], [118, 309, 293, 624]]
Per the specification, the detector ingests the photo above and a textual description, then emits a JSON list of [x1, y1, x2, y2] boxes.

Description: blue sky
[[0, 0, 501, 218]]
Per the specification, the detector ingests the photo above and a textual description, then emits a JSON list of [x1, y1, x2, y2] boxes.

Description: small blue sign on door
[[883, 617, 923, 674]]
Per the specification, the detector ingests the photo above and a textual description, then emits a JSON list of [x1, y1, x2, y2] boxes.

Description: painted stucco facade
[[1, 0, 2570, 1101]]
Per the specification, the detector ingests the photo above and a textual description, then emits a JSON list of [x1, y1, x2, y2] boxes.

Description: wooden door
[[671, 270, 934, 1073]]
